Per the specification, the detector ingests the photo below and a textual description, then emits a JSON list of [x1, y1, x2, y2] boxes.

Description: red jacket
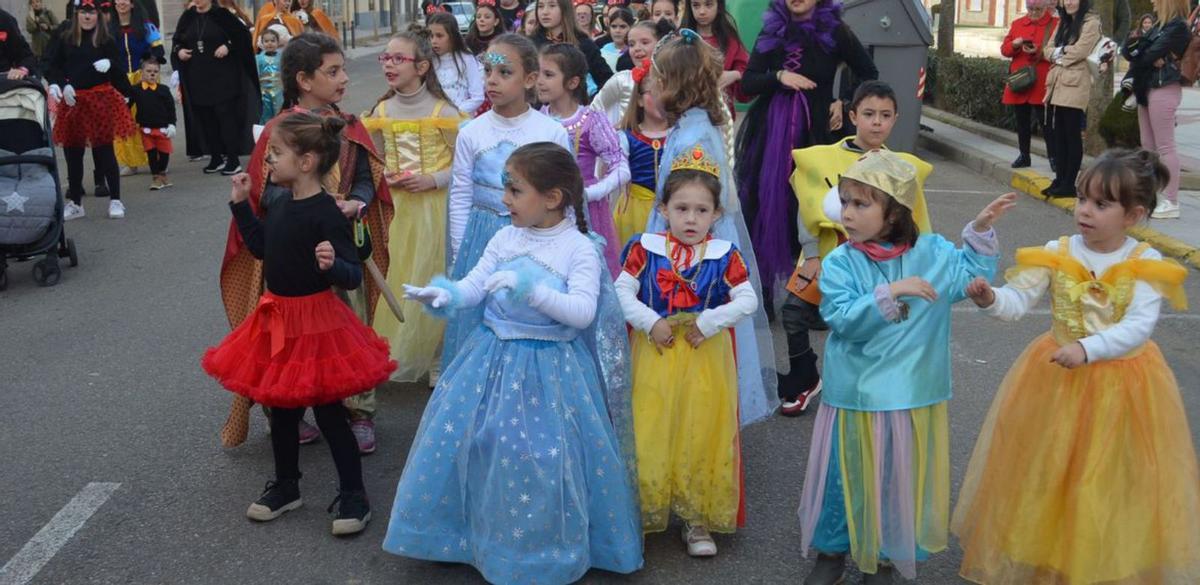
[[1001, 12, 1058, 105]]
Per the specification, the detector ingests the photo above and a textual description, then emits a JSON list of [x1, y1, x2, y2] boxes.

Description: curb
[[919, 129, 1200, 270]]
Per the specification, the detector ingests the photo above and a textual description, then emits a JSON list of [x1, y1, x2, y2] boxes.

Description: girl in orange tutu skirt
[[953, 149, 1200, 585], [202, 112, 396, 536]]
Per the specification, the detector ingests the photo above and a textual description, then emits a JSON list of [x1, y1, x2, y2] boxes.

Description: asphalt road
[[2, 50, 1198, 585]]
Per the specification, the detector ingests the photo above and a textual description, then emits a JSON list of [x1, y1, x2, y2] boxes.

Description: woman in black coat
[[172, 0, 260, 175]]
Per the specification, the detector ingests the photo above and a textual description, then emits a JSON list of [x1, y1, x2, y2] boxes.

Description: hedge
[[925, 53, 1016, 132]]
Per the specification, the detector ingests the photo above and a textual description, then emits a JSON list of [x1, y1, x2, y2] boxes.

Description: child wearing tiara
[[441, 34, 570, 368], [611, 58, 667, 246], [384, 143, 643, 584], [537, 43, 629, 275], [202, 113, 396, 536], [364, 29, 462, 384], [953, 149, 1200, 585], [616, 143, 756, 557], [798, 151, 1015, 585]]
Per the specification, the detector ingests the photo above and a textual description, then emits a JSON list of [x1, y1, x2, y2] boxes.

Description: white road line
[[0, 482, 120, 585], [951, 306, 1200, 321]]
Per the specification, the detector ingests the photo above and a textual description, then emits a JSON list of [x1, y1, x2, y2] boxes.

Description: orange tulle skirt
[[952, 333, 1200, 584], [201, 290, 396, 408]]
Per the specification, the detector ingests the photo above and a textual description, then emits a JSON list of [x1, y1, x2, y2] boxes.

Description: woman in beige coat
[[1041, 0, 1101, 197]]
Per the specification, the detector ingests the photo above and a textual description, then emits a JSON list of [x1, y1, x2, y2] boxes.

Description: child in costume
[[465, 0, 506, 56], [45, 0, 136, 221], [256, 26, 284, 123], [289, 0, 337, 37], [616, 144, 757, 557], [679, 0, 748, 118], [217, 33, 394, 452], [428, 12, 485, 115], [597, 6, 633, 71], [797, 151, 1015, 585], [645, 28, 776, 426], [252, 0, 301, 49], [442, 33, 570, 368], [780, 81, 933, 415], [611, 58, 667, 246], [109, 0, 163, 178], [590, 17, 673, 127], [364, 30, 462, 384], [538, 42, 629, 276], [128, 58, 176, 190], [202, 112, 395, 536], [384, 143, 643, 584], [952, 149, 1200, 585]]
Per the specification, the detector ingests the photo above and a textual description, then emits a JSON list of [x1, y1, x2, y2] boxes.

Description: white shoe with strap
[[682, 523, 717, 557]]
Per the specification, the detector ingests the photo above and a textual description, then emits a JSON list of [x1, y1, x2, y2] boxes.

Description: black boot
[[246, 478, 302, 521], [863, 563, 896, 585], [1011, 153, 1031, 168]]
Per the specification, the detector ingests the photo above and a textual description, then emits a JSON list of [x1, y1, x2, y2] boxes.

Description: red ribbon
[[656, 269, 700, 314], [258, 296, 287, 358]]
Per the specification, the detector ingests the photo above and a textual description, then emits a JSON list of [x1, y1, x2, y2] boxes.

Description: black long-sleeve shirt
[[230, 189, 362, 297], [0, 8, 38, 74], [531, 29, 613, 91], [43, 27, 132, 95], [129, 82, 176, 128]]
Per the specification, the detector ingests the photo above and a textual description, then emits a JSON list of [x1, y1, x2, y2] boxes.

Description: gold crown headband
[[670, 145, 720, 178]]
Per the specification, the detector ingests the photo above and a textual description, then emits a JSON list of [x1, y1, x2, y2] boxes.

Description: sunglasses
[[377, 53, 418, 65]]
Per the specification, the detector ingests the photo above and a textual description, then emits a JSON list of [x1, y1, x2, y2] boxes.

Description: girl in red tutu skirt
[[202, 112, 396, 536]]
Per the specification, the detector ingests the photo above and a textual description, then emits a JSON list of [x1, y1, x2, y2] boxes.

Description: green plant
[[927, 53, 1016, 132]]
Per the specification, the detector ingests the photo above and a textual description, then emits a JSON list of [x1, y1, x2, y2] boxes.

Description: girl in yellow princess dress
[[364, 29, 462, 384], [953, 149, 1200, 585]]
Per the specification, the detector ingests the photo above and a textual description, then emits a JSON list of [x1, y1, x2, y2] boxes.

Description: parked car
[[443, 1, 473, 34]]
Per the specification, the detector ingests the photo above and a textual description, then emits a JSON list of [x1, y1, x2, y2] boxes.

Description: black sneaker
[[220, 158, 242, 176], [246, 479, 302, 521], [803, 553, 846, 585], [328, 489, 371, 536], [203, 156, 225, 174], [1011, 153, 1031, 168], [94, 182, 110, 199]]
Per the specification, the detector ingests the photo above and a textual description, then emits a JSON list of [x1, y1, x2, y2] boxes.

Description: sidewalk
[[919, 108, 1200, 269]]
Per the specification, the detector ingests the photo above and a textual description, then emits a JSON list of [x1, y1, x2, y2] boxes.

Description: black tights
[[1050, 106, 1085, 191], [1013, 103, 1056, 162], [64, 145, 118, 203], [270, 402, 363, 491], [147, 150, 171, 174]]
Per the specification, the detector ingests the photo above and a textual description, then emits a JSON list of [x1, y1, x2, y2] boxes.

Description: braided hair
[[507, 142, 590, 234]]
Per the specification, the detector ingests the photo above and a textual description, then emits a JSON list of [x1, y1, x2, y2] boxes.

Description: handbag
[[1007, 23, 1053, 93], [1087, 36, 1118, 78]]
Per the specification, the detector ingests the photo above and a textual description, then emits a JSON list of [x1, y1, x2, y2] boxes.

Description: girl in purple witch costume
[[734, 0, 877, 291]]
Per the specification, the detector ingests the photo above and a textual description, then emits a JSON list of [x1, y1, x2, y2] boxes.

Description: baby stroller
[[0, 77, 78, 290]]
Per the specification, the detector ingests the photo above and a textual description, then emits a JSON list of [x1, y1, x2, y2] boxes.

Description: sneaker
[[119, 165, 137, 176], [351, 419, 376, 454], [298, 418, 321, 444], [221, 158, 243, 176], [781, 379, 823, 417], [1011, 153, 1031, 168], [203, 156, 225, 174], [107, 199, 126, 219], [63, 201, 85, 221], [1122, 94, 1137, 112], [863, 563, 896, 585], [803, 553, 847, 585], [328, 489, 371, 536], [160, 175, 173, 188], [246, 479, 302, 521], [188, 155, 206, 162], [149, 176, 165, 191], [1151, 199, 1180, 219], [681, 523, 717, 557]]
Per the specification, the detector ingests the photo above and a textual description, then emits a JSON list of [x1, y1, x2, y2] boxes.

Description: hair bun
[[321, 115, 347, 135]]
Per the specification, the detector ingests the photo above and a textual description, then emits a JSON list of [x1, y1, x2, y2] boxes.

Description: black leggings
[[147, 150, 171, 174], [1050, 105, 1085, 190], [64, 145, 118, 202], [1013, 103, 1056, 162], [779, 294, 822, 401], [192, 98, 244, 161], [270, 402, 363, 491]]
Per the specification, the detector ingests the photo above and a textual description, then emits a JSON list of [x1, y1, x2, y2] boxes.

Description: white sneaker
[[108, 199, 126, 219], [120, 165, 137, 176], [1151, 199, 1180, 219], [682, 523, 717, 557], [63, 201, 85, 221]]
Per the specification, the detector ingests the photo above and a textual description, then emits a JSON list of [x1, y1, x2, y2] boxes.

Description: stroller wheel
[[32, 259, 60, 287], [66, 238, 79, 267]]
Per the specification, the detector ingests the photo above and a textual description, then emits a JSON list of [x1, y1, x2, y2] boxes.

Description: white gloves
[[143, 127, 152, 134], [164, 124, 176, 138], [49, 84, 62, 101], [296, 9, 309, 23], [822, 185, 841, 224], [93, 58, 111, 73], [63, 84, 76, 107], [483, 271, 519, 295], [402, 284, 451, 308]]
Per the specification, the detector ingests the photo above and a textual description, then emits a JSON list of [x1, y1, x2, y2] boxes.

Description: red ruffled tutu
[[52, 84, 139, 148], [201, 290, 396, 408]]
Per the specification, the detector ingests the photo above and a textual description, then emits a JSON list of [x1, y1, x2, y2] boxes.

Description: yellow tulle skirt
[[952, 333, 1200, 585], [371, 186, 447, 383], [632, 323, 740, 533], [613, 184, 656, 248], [115, 71, 149, 169]]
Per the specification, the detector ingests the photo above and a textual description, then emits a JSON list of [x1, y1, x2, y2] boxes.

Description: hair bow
[[631, 58, 651, 84], [678, 28, 700, 43]]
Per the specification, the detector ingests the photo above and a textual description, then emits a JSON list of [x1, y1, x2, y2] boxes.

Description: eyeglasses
[[377, 53, 418, 65]]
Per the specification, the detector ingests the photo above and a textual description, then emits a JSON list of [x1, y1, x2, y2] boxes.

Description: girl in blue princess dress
[[384, 142, 643, 585]]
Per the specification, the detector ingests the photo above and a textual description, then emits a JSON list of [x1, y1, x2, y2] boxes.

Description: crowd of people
[[1, 0, 1199, 583]]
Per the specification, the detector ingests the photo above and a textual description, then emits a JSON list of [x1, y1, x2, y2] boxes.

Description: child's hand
[[778, 71, 817, 91], [402, 284, 451, 308], [229, 172, 251, 203], [1050, 342, 1088, 369], [890, 277, 938, 302], [397, 173, 437, 193], [383, 170, 410, 187], [649, 319, 674, 353], [336, 199, 364, 219], [974, 192, 1018, 232], [315, 240, 335, 271], [965, 276, 996, 308], [684, 323, 706, 348]]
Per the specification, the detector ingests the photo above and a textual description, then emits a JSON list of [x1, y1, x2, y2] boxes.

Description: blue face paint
[[501, 169, 513, 188], [483, 52, 510, 66]]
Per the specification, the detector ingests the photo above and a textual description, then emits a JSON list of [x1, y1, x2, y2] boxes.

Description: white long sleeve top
[[983, 235, 1164, 362], [434, 52, 485, 115], [447, 108, 571, 259]]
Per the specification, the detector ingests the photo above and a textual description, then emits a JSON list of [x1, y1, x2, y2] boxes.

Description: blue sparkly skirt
[[441, 206, 510, 371]]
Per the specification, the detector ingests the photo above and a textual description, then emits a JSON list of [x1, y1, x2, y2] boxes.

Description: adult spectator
[[1, 7, 37, 78], [1001, 0, 1058, 169], [1041, 0, 1100, 198], [26, 0, 59, 60]]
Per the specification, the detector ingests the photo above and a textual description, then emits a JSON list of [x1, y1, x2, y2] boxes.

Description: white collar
[[640, 233, 731, 260]]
